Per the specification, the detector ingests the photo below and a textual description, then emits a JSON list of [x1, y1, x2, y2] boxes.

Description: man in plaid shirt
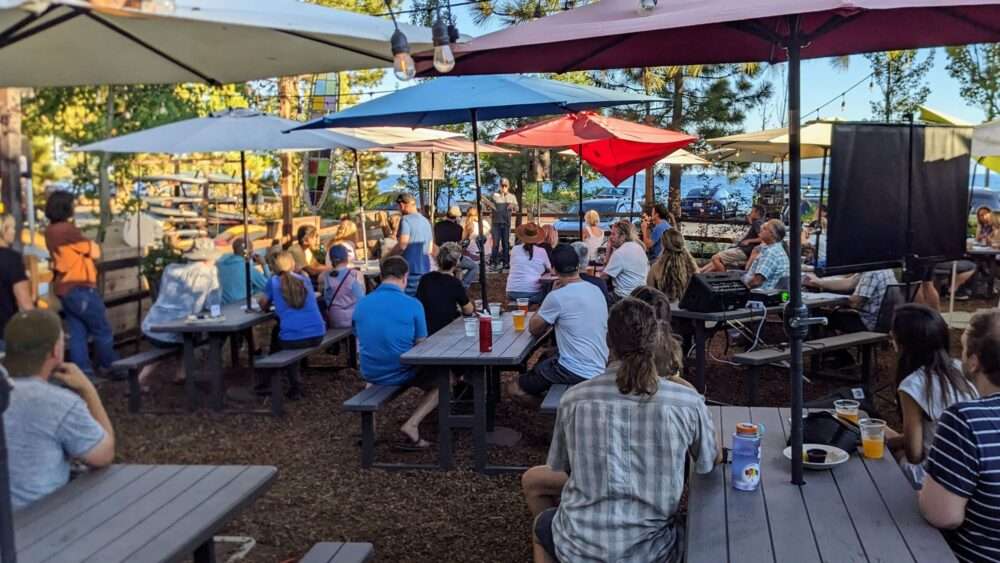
[[805, 268, 897, 332], [744, 219, 790, 290]]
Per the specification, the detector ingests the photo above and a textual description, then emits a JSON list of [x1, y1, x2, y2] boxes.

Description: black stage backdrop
[[826, 123, 972, 274]]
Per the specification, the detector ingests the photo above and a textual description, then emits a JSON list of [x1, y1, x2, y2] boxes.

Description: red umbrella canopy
[[496, 112, 696, 185]]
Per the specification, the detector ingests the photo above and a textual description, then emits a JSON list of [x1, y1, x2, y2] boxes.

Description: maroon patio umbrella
[[421, 0, 1000, 485]]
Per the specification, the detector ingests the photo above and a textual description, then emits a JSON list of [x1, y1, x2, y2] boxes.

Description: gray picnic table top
[[14, 464, 277, 563], [687, 406, 955, 563], [148, 302, 274, 334], [401, 312, 545, 367]]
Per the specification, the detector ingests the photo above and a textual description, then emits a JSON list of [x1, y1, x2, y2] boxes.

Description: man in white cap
[[137, 238, 223, 388], [434, 205, 477, 288]]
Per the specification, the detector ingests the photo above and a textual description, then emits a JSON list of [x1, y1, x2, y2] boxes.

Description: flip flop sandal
[[395, 432, 432, 451]]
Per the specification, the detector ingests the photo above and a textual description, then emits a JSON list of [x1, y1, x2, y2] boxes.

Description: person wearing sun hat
[[3, 309, 115, 509], [506, 222, 554, 305], [137, 238, 223, 388]]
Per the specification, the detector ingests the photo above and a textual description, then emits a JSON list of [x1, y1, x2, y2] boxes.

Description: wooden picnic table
[[13, 464, 276, 563], [687, 406, 955, 563], [147, 302, 274, 411], [671, 293, 849, 393], [400, 313, 549, 473]]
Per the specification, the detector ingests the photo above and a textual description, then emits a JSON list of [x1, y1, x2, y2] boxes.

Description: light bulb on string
[[840, 95, 846, 112], [431, 16, 455, 73], [637, 0, 656, 15], [390, 29, 416, 81]]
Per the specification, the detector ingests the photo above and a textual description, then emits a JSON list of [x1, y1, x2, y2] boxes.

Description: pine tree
[[864, 50, 934, 122]]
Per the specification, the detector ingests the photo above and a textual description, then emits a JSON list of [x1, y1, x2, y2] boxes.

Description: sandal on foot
[[395, 431, 431, 451]]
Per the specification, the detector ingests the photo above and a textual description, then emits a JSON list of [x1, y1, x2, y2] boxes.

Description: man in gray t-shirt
[[3, 310, 115, 509]]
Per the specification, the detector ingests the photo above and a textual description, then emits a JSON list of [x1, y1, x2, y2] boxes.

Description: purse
[[786, 411, 860, 454]]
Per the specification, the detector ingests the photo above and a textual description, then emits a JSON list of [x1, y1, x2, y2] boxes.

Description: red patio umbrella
[[497, 112, 695, 236], [423, 0, 1000, 485]]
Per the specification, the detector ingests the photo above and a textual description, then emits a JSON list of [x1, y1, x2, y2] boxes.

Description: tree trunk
[[668, 72, 684, 222], [884, 57, 892, 123], [278, 76, 297, 236], [0, 88, 23, 239], [514, 175, 524, 227], [98, 86, 115, 240]]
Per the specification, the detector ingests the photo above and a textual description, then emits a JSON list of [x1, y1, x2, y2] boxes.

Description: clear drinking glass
[[859, 418, 887, 459]]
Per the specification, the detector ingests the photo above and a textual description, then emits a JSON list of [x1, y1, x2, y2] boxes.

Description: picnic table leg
[[193, 538, 217, 563], [208, 335, 225, 411], [229, 332, 241, 369], [486, 367, 498, 432], [693, 321, 707, 393], [436, 368, 454, 471], [183, 334, 200, 411], [348, 334, 358, 369], [471, 367, 488, 473], [861, 344, 873, 398]]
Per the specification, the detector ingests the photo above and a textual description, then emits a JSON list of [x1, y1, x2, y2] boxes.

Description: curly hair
[[965, 309, 1000, 387], [647, 229, 698, 302]]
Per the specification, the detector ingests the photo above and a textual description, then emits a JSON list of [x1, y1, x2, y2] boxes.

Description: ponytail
[[608, 298, 661, 397], [524, 242, 535, 258], [279, 271, 307, 309]]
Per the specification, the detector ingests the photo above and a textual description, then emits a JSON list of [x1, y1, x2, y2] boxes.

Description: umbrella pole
[[241, 151, 251, 310], [354, 150, 369, 264], [629, 174, 638, 223], [430, 152, 436, 220], [814, 147, 828, 267], [471, 109, 488, 308], [578, 145, 584, 240]]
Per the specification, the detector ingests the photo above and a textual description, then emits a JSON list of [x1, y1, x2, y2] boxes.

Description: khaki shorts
[[717, 247, 749, 268]]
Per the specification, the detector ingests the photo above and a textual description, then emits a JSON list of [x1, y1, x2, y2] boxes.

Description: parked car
[[680, 186, 742, 219], [552, 197, 642, 240], [970, 186, 1000, 214]]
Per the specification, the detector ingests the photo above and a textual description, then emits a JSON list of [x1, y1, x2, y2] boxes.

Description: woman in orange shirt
[[44, 191, 118, 379]]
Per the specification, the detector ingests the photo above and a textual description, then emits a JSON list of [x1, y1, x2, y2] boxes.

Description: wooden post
[[0, 88, 23, 234], [278, 76, 297, 237]]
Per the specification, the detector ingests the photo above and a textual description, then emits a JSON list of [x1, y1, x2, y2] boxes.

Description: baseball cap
[[551, 243, 580, 274], [4, 310, 62, 377], [447, 205, 461, 218], [395, 192, 416, 204], [329, 244, 350, 263]]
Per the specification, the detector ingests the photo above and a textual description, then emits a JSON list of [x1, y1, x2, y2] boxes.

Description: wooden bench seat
[[300, 542, 374, 563], [343, 384, 406, 468], [732, 331, 890, 403], [256, 328, 355, 417], [540, 384, 569, 416], [111, 346, 180, 413]]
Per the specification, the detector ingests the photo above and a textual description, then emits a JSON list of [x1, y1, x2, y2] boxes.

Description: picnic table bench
[[343, 384, 406, 468], [732, 331, 889, 403], [112, 346, 182, 413], [686, 406, 955, 563], [301, 542, 374, 563], [256, 327, 355, 416], [13, 464, 276, 563], [540, 384, 569, 416]]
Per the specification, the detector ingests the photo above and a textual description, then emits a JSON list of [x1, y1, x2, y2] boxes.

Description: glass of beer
[[834, 399, 860, 424], [512, 310, 526, 332], [859, 418, 887, 459], [516, 298, 529, 312]]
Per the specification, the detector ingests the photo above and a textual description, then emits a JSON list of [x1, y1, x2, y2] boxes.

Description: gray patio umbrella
[[75, 109, 384, 310], [291, 75, 660, 307]]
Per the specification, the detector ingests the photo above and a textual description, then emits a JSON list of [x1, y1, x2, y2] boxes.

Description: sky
[[373, 3, 991, 177]]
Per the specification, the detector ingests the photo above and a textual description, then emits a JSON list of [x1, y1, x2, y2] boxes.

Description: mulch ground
[[97, 273, 993, 562]]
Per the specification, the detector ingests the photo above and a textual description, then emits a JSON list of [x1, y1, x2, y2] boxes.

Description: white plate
[[782, 444, 850, 470]]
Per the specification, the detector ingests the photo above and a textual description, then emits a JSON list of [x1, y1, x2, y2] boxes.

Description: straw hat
[[516, 222, 546, 244], [185, 237, 223, 262]]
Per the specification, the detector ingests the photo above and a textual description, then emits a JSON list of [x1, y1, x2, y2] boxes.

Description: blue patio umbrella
[[292, 75, 659, 306]]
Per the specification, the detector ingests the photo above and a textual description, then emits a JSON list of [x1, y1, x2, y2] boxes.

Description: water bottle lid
[[736, 422, 760, 437]]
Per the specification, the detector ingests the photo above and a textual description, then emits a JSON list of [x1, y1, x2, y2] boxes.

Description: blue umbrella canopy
[[292, 75, 661, 129]]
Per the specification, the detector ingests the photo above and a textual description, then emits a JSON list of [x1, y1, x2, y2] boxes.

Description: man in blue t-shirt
[[391, 193, 434, 296], [921, 309, 1000, 562], [641, 203, 672, 260], [352, 256, 438, 449], [3, 310, 115, 509]]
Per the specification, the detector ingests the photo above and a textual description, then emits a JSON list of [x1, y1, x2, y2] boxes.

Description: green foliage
[[141, 242, 184, 299], [945, 44, 1000, 121], [864, 50, 934, 122]]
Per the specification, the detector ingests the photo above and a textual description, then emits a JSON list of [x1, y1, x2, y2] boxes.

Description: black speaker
[[679, 272, 750, 313]]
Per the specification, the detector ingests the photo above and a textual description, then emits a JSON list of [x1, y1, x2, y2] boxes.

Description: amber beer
[[516, 297, 529, 312], [512, 310, 526, 331]]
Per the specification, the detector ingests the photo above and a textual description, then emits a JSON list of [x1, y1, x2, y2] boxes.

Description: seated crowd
[[8, 189, 1000, 563]]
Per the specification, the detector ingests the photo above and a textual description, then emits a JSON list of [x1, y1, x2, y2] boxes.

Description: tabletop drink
[[834, 399, 860, 424], [516, 298, 529, 312], [489, 302, 501, 318], [474, 299, 484, 313], [860, 418, 886, 459], [478, 314, 492, 352], [464, 316, 478, 337], [512, 310, 526, 331], [731, 422, 762, 492]]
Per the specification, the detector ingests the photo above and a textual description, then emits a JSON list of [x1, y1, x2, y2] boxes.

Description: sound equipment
[[749, 288, 786, 307], [679, 272, 750, 313]]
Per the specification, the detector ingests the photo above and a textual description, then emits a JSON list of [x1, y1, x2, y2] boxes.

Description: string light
[[840, 95, 846, 112], [383, 0, 415, 81], [431, 15, 455, 73]]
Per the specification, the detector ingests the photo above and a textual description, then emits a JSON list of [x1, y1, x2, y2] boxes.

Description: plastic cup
[[512, 310, 526, 331], [489, 302, 501, 318], [859, 418, 887, 459], [491, 317, 502, 334], [516, 298, 529, 312], [834, 399, 860, 424], [464, 317, 477, 337], [474, 299, 483, 312]]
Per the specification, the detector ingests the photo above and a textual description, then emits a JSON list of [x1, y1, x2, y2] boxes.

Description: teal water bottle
[[731, 422, 763, 492]]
